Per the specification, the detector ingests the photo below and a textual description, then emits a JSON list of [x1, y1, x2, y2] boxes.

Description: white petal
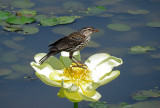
[[61, 80, 79, 92], [99, 70, 120, 86]]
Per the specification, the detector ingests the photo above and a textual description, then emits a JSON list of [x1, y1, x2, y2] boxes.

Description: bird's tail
[[39, 51, 58, 64]]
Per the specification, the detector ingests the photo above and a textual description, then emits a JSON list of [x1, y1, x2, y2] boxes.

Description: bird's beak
[[94, 29, 99, 32]]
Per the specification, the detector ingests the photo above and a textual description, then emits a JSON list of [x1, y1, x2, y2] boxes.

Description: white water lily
[[30, 51, 123, 102]]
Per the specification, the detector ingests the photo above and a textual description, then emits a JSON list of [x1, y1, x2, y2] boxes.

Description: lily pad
[[34, 15, 47, 21], [22, 26, 39, 34], [94, 0, 124, 5], [89, 101, 108, 108], [0, 69, 12, 76], [107, 23, 131, 31], [57, 16, 75, 24], [62, 1, 84, 9], [3, 40, 24, 50], [132, 89, 160, 101], [40, 17, 58, 26], [52, 27, 75, 35], [6, 16, 35, 25], [17, 9, 37, 17], [0, 21, 10, 26], [4, 73, 22, 80], [146, 21, 160, 27], [129, 46, 156, 54], [85, 6, 106, 15], [11, 64, 33, 74], [4, 25, 23, 32], [0, 11, 11, 20], [127, 9, 149, 14], [88, 41, 100, 48], [11, 1, 35, 8], [1, 52, 18, 63]]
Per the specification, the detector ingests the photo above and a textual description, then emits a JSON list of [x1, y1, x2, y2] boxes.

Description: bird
[[39, 26, 99, 66]]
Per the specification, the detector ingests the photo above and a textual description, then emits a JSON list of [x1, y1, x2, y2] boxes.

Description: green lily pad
[[12, 36, 25, 41], [1, 52, 18, 63], [40, 17, 58, 26], [4, 73, 22, 80], [94, 0, 124, 5], [6, 16, 35, 25], [88, 40, 100, 48], [57, 16, 75, 24], [0, 69, 12, 76], [17, 9, 37, 17], [146, 21, 160, 27], [0, 11, 11, 20], [3, 40, 24, 50], [129, 46, 156, 54], [0, 21, 10, 26], [52, 27, 75, 35], [4, 25, 23, 32], [11, 64, 33, 74], [107, 23, 131, 31], [132, 89, 160, 101], [34, 15, 47, 21], [85, 6, 106, 15], [89, 101, 108, 108], [62, 1, 84, 9], [11, 1, 35, 8], [22, 26, 39, 34], [127, 9, 149, 14]]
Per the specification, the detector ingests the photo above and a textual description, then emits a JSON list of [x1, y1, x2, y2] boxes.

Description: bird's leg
[[69, 52, 86, 68]]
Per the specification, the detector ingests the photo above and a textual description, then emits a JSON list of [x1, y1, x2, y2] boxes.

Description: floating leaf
[[11, 1, 35, 8], [0, 69, 12, 76], [1, 52, 18, 63], [4, 25, 23, 32], [4, 73, 22, 80], [146, 21, 160, 27], [22, 26, 39, 34], [107, 23, 131, 31], [62, 1, 84, 9], [17, 9, 37, 17], [89, 101, 108, 108], [58, 16, 75, 24], [0, 11, 11, 20], [132, 89, 160, 101], [40, 17, 58, 26], [3, 40, 24, 50], [88, 41, 100, 48], [11, 64, 33, 74], [0, 21, 10, 26], [127, 9, 149, 14], [34, 15, 47, 21], [52, 27, 75, 35], [85, 6, 106, 15], [129, 46, 156, 54], [6, 16, 35, 25], [94, 0, 124, 5]]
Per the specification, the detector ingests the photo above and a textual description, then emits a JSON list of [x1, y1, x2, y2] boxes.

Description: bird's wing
[[48, 33, 84, 51]]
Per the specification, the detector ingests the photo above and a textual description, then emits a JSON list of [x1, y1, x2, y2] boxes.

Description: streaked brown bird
[[39, 26, 99, 66]]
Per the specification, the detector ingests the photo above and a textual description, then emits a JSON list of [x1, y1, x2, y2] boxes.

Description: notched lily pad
[[6, 16, 35, 25], [3, 40, 24, 50], [132, 89, 160, 101], [129, 46, 156, 54], [11, 1, 35, 8], [0, 11, 11, 20], [127, 9, 149, 14], [11, 64, 33, 74], [89, 101, 108, 108], [0, 69, 12, 76], [107, 23, 131, 31], [146, 21, 160, 27], [84, 6, 106, 15], [58, 16, 75, 24], [17, 9, 37, 17], [40, 17, 58, 26]]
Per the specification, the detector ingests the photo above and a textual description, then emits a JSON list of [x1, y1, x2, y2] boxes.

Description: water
[[0, 0, 160, 108]]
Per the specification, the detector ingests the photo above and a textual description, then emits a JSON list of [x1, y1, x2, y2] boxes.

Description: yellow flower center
[[62, 63, 93, 86]]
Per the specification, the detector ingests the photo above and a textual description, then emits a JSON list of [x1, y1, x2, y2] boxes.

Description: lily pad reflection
[[11, 1, 35, 8], [107, 24, 131, 31]]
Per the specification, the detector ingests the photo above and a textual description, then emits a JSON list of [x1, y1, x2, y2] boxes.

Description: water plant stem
[[74, 102, 78, 108]]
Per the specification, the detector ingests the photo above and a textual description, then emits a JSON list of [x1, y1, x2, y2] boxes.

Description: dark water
[[0, 0, 160, 108]]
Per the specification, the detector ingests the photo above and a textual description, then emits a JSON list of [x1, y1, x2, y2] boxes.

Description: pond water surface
[[0, 0, 160, 108]]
